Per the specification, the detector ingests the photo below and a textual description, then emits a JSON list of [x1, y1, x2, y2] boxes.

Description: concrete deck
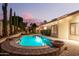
[[0, 33, 21, 44], [47, 36, 79, 56], [60, 39, 79, 56]]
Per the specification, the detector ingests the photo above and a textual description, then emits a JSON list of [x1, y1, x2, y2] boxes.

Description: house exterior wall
[[69, 13, 79, 40], [58, 21, 69, 39], [58, 13, 79, 40], [36, 12, 79, 40]]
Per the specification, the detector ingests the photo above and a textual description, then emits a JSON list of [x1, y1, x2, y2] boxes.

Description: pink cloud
[[22, 12, 33, 20]]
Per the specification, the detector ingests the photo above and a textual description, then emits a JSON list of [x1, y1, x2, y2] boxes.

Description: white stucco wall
[[58, 13, 79, 40], [69, 13, 79, 40], [36, 12, 79, 40], [58, 21, 69, 39]]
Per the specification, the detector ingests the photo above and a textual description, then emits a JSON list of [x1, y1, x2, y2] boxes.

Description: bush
[[41, 29, 51, 36]]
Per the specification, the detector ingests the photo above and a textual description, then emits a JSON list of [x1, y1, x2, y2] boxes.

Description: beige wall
[[36, 13, 79, 40], [69, 13, 79, 40], [58, 21, 69, 39], [58, 13, 79, 40]]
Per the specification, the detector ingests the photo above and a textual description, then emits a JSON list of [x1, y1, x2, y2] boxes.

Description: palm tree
[[2, 3, 8, 36], [9, 8, 12, 35]]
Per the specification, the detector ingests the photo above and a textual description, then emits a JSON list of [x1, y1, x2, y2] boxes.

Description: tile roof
[[41, 10, 79, 25]]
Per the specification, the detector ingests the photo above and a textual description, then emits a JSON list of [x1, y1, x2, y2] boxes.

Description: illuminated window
[[44, 26, 47, 30]]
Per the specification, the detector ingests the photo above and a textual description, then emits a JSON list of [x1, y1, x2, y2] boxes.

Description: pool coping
[[10, 39, 50, 49], [1, 39, 60, 55], [1, 34, 61, 55]]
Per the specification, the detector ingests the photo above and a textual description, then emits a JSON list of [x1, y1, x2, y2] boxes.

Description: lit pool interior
[[19, 35, 53, 47]]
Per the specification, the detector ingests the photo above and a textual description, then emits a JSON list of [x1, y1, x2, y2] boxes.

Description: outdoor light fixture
[[44, 26, 47, 30], [59, 20, 62, 22]]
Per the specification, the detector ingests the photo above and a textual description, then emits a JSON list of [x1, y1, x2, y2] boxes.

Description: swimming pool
[[1, 35, 64, 55], [19, 35, 53, 47]]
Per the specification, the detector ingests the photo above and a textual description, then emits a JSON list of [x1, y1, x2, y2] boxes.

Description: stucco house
[[36, 10, 79, 40]]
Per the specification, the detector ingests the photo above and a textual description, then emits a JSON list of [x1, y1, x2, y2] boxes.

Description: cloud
[[21, 12, 33, 20]]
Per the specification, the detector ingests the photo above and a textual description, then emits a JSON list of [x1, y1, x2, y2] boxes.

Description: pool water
[[19, 35, 53, 47]]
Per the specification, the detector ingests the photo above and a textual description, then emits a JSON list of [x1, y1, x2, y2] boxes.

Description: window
[[51, 25, 58, 37], [76, 23, 79, 35], [70, 23, 76, 35], [70, 23, 79, 35]]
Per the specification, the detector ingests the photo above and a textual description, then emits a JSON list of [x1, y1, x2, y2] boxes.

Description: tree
[[2, 3, 8, 36], [12, 16, 25, 32], [22, 22, 27, 31], [13, 11, 16, 34], [23, 22, 27, 27], [30, 23, 37, 33], [44, 20, 47, 24], [9, 8, 12, 35]]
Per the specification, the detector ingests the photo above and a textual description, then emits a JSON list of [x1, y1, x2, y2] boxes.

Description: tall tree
[[30, 23, 37, 33], [2, 3, 8, 36], [12, 16, 25, 32], [9, 8, 12, 35], [44, 20, 47, 24], [13, 11, 16, 34], [16, 16, 18, 33]]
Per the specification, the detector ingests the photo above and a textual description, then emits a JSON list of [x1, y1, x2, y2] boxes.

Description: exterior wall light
[[44, 26, 47, 30]]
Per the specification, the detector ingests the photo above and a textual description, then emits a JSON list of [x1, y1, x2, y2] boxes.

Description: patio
[[60, 39, 79, 56], [50, 38, 79, 56], [43, 35, 79, 56]]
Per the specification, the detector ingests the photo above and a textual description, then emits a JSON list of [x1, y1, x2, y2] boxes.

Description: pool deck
[[45, 36, 79, 56], [0, 33, 22, 44], [1, 34, 79, 56], [60, 40, 79, 56]]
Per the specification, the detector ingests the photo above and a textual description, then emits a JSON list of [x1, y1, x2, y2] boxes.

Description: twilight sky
[[0, 3, 79, 23]]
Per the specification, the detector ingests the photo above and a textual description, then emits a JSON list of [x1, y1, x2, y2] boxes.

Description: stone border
[[1, 39, 60, 55], [10, 39, 50, 49]]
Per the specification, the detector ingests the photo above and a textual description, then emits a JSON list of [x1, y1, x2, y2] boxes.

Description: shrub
[[41, 29, 51, 36]]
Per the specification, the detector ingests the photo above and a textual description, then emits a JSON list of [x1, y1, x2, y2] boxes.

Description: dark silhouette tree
[[9, 8, 12, 35], [12, 16, 25, 32], [13, 11, 16, 34], [23, 22, 27, 27], [2, 3, 8, 36], [30, 23, 37, 33], [44, 20, 47, 24]]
